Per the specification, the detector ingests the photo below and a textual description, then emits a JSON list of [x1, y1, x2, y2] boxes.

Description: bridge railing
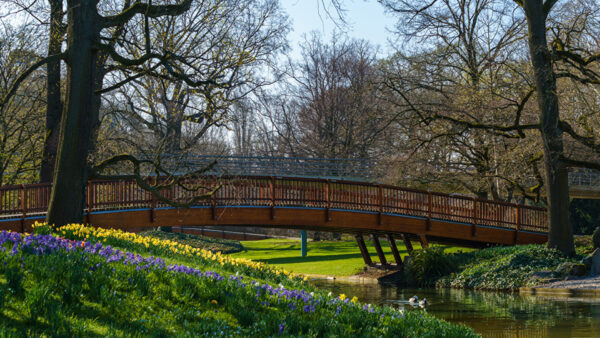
[[0, 176, 548, 233], [148, 155, 376, 181]]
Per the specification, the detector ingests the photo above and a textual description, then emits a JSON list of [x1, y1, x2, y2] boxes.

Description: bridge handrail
[[0, 176, 548, 233]]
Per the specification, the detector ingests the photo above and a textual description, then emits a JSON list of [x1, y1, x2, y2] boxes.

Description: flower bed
[[34, 223, 303, 285], [0, 229, 477, 336]]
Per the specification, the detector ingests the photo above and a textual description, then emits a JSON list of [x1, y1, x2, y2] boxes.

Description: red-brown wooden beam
[[372, 234, 388, 266], [386, 234, 403, 266], [355, 234, 372, 266], [419, 234, 429, 249], [402, 233, 414, 253]]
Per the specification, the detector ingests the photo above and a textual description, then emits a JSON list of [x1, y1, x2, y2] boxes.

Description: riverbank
[[232, 238, 597, 292], [0, 224, 478, 336], [528, 275, 600, 290], [231, 238, 468, 276]]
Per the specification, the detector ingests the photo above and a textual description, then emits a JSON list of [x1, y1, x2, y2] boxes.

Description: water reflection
[[310, 279, 600, 337]]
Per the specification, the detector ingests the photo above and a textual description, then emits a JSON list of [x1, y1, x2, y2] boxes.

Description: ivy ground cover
[[0, 225, 478, 336]]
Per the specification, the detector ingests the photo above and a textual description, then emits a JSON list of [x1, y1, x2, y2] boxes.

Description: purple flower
[[279, 323, 284, 334], [2, 230, 368, 325]]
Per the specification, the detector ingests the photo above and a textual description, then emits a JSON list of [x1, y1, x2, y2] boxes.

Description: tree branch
[[0, 53, 65, 110], [90, 154, 220, 208], [102, 0, 193, 28]]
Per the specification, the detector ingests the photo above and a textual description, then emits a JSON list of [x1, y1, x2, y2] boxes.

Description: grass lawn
[[0, 224, 478, 336], [231, 238, 470, 276]]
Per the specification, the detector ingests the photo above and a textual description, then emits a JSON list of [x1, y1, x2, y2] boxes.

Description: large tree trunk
[[165, 112, 182, 154], [523, 0, 574, 255], [46, 0, 101, 226], [40, 0, 64, 183]]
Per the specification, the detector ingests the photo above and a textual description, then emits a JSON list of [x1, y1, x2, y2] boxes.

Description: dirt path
[[537, 275, 600, 289]]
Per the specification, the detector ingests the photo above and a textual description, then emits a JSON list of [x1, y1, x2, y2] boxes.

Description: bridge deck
[[0, 176, 548, 246]]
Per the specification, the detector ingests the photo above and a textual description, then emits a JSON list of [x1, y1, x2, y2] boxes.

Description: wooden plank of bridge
[[355, 234, 372, 266], [372, 234, 388, 266], [386, 234, 403, 266], [402, 233, 414, 253]]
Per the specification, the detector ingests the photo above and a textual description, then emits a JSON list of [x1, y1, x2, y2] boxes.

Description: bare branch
[[0, 52, 65, 110], [102, 0, 193, 28]]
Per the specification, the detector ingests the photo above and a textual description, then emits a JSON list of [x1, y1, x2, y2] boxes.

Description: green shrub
[[437, 245, 576, 290], [404, 247, 458, 286]]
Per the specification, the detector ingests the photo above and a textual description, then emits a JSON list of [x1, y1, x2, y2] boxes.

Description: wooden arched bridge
[[1, 175, 548, 266]]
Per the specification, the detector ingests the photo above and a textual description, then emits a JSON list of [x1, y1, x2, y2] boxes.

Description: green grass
[[231, 238, 470, 276], [0, 227, 478, 337], [139, 230, 243, 254]]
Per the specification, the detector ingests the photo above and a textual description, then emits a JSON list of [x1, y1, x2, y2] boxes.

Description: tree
[[513, 0, 572, 253], [378, 0, 600, 254], [0, 25, 45, 185], [267, 33, 395, 159], [102, 0, 288, 159], [378, 0, 542, 201], [40, 0, 65, 183], [0, 0, 289, 226]]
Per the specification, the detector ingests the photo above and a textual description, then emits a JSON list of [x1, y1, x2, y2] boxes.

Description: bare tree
[[98, 0, 288, 162], [0, 24, 45, 185], [378, 0, 542, 201], [377, 0, 600, 254], [268, 33, 395, 160], [0, 0, 290, 226]]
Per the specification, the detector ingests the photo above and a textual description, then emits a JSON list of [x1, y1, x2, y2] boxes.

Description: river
[[310, 279, 600, 337]]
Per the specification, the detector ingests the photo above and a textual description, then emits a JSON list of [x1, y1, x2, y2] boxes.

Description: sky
[[280, 0, 397, 58]]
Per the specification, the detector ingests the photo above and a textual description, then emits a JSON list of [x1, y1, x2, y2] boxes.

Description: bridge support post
[[20, 184, 26, 233], [372, 234, 388, 266], [514, 205, 521, 244], [377, 184, 383, 225], [150, 187, 156, 223], [419, 234, 429, 249], [471, 198, 477, 237], [211, 175, 218, 220], [402, 233, 414, 253], [86, 181, 91, 224], [355, 234, 372, 266], [325, 179, 331, 222], [301, 230, 307, 257], [386, 234, 403, 267], [426, 191, 432, 231], [270, 176, 275, 220]]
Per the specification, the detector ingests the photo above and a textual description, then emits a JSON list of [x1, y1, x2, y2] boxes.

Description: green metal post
[[301, 230, 307, 257]]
